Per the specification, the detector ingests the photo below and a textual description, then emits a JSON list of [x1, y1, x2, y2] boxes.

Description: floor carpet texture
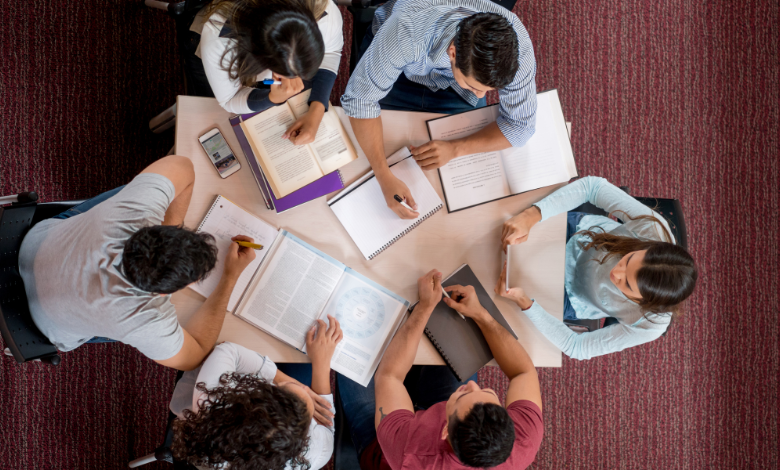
[[0, 0, 777, 469]]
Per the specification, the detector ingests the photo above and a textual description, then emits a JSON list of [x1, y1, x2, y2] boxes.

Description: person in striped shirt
[[341, 0, 537, 219]]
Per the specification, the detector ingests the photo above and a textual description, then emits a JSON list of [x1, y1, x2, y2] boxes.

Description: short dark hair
[[172, 373, 311, 470], [454, 13, 519, 89], [122, 225, 218, 294], [448, 403, 515, 467]]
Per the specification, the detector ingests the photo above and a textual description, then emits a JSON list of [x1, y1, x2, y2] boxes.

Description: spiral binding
[[424, 326, 457, 378], [368, 203, 443, 259], [196, 195, 223, 233]]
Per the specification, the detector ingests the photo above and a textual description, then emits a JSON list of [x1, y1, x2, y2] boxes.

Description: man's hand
[[409, 141, 458, 170], [443, 284, 490, 321], [417, 269, 443, 312], [268, 74, 304, 104], [223, 235, 257, 281], [502, 206, 542, 252], [495, 262, 533, 310], [306, 315, 343, 368], [283, 102, 325, 145], [377, 172, 419, 219]]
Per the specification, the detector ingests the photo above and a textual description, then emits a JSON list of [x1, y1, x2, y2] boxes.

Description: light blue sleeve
[[521, 301, 667, 360], [533, 176, 660, 222]]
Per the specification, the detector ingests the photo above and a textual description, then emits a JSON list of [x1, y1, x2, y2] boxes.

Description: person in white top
[[169, 316, 343, 469], [188, 0, 344, 145]]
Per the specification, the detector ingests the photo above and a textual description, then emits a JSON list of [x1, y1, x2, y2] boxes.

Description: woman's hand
[[283, 102, 325, 145], [443, 285, 489, 321], [494, 262, 533, 310], [268, 73, 304, 104], [306, 315, 343, 369], [501, 206, 542, 252], [306, 387, 335, 427]]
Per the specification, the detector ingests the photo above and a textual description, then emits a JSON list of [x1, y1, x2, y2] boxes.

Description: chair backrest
[[0, 202, 60, 364]]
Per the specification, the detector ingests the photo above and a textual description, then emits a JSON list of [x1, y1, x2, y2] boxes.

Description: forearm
[[474, 311, 535, 379], [310, 362, 331, 395], [185, 274, 236, 352], [162, 177, 193, 226], [376, 305, 432, 380], [451, 122, 511, 158], [349, 116, 389, 177]]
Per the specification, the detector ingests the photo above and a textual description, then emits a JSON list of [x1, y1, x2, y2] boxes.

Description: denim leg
[[404, 366, 478, 411], [53, 186, 126, 220], [276, 363, 313, 386], [337, 373, 378, 457], [84, 337, 117, 343]]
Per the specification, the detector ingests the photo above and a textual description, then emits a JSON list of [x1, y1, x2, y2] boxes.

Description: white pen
[[393, 194, 416, 212], [441, 287, 466, 320]]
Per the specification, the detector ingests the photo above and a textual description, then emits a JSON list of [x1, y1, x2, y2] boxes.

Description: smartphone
[[198, 127, 241, 178]]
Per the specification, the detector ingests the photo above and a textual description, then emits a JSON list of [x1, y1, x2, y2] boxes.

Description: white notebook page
[[189, 196, 280, 311], [329, 149, 443, 260]]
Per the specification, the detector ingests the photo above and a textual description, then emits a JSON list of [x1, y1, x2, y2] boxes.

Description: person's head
[[448, 12, 520, 99], [579, 215, 698, 315], [443, 380, 515, 467], [208, 0, 325, 86], [172, 373, 313, 470], [122, 225, 218, 294]]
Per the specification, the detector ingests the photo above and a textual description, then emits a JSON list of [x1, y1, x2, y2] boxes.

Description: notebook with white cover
[[234, 231, 410, 386], [327, 147, 443, 260], [189, 195, 280, 311]]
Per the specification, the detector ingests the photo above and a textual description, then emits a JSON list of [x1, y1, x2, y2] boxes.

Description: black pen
[[393, 194, 415, 211]]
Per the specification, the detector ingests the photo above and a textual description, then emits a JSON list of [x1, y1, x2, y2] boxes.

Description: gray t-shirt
[[18, 173, 184, 360]]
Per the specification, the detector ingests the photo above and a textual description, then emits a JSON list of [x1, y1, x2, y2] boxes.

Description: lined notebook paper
[[189, 195, 280, 311], [328, 147, 443, 260]]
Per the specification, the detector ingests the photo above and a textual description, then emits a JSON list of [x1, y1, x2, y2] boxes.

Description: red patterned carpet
[[1, 0, 777, 469]]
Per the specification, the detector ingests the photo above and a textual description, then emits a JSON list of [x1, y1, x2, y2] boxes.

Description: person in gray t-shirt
[[18, 156, 257, 371]]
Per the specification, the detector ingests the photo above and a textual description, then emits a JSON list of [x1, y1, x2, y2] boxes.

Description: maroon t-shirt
[[360, 400, 544, 470]]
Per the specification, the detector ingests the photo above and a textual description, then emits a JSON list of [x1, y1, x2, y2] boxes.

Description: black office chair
[[145, 0, 212, 133], [0, 192, 87, 365], [564, 187, 688, 334]]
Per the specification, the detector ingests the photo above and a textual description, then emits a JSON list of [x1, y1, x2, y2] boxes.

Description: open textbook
[[239, 89, 358, 198], [234, 231, 410, 386], [428, 89, 577, 212]]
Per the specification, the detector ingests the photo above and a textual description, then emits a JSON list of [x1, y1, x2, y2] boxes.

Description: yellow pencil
[[235, 241, 264, 250]]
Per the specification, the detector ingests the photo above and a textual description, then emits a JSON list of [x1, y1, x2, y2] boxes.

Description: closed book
[[423, 264, 517, 382]]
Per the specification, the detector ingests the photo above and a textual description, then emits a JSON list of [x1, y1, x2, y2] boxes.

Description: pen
[[235, 241, 264, 250], [441, 287, 466, 320], [393, 194, 415, 212], [260, 79, 283, 85]]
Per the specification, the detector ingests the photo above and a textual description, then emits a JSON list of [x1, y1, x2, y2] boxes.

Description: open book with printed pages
[[238, 89, 358, 198], [189, 196, 410, 387], [427, 89, 578, 212]]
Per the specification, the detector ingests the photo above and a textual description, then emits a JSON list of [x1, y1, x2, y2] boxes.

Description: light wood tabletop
[[172, 95, 566, 367]]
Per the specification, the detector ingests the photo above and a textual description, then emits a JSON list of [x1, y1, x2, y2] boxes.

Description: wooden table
[[172, 95, 565, 367]]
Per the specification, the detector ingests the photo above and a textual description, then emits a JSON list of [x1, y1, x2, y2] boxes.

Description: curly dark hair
[[448, 403, 515, 467], [172, 373, 312, 470], [122, 225, 218, 294]]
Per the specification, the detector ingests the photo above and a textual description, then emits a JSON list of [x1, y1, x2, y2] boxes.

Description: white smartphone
[[198, 127, 241, 178]]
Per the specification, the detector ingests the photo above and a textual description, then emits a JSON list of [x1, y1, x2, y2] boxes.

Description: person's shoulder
[[506, 400, 544, 440]]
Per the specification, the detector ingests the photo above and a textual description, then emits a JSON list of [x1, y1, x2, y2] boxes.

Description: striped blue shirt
[[341, 0, 537, 147]]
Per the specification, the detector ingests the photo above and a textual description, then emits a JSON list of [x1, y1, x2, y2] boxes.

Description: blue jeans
[[337, 366, 478, 458], [562, 211, 587, 321], [59, 186, 126, 343], [359, 30, 487, 114], [276, 363, 313, 386]]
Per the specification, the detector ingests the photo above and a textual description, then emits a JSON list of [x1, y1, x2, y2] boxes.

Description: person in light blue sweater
[[497, 177, 698, 360]]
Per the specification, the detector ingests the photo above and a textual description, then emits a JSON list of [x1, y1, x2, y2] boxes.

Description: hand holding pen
[[443, 285, 489, 322]]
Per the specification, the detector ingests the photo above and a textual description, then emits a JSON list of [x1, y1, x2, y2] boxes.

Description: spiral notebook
[[327, 147, 443, 260], [421, 264, 517, 382]]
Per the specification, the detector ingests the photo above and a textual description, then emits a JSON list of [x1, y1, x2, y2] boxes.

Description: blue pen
[[260, 79, 283, 85]]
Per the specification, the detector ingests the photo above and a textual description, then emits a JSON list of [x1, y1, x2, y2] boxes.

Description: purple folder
[[229, 112, 344, 213]]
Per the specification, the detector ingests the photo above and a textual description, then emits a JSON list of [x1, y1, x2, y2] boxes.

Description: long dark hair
[[578, 213, 698, 317], [172, 373, 311, 470], [207, 0, 325, 86]]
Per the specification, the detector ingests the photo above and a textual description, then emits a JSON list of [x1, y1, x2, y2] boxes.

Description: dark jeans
[[276, 363, 313, 386], [337, 366, 478, 458], [56, 186, 126, 343], [562, 211, 587, 321], [358, 29, 487, 114]]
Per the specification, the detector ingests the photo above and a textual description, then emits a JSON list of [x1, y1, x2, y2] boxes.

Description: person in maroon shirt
[[337, 269, 544, 469]]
